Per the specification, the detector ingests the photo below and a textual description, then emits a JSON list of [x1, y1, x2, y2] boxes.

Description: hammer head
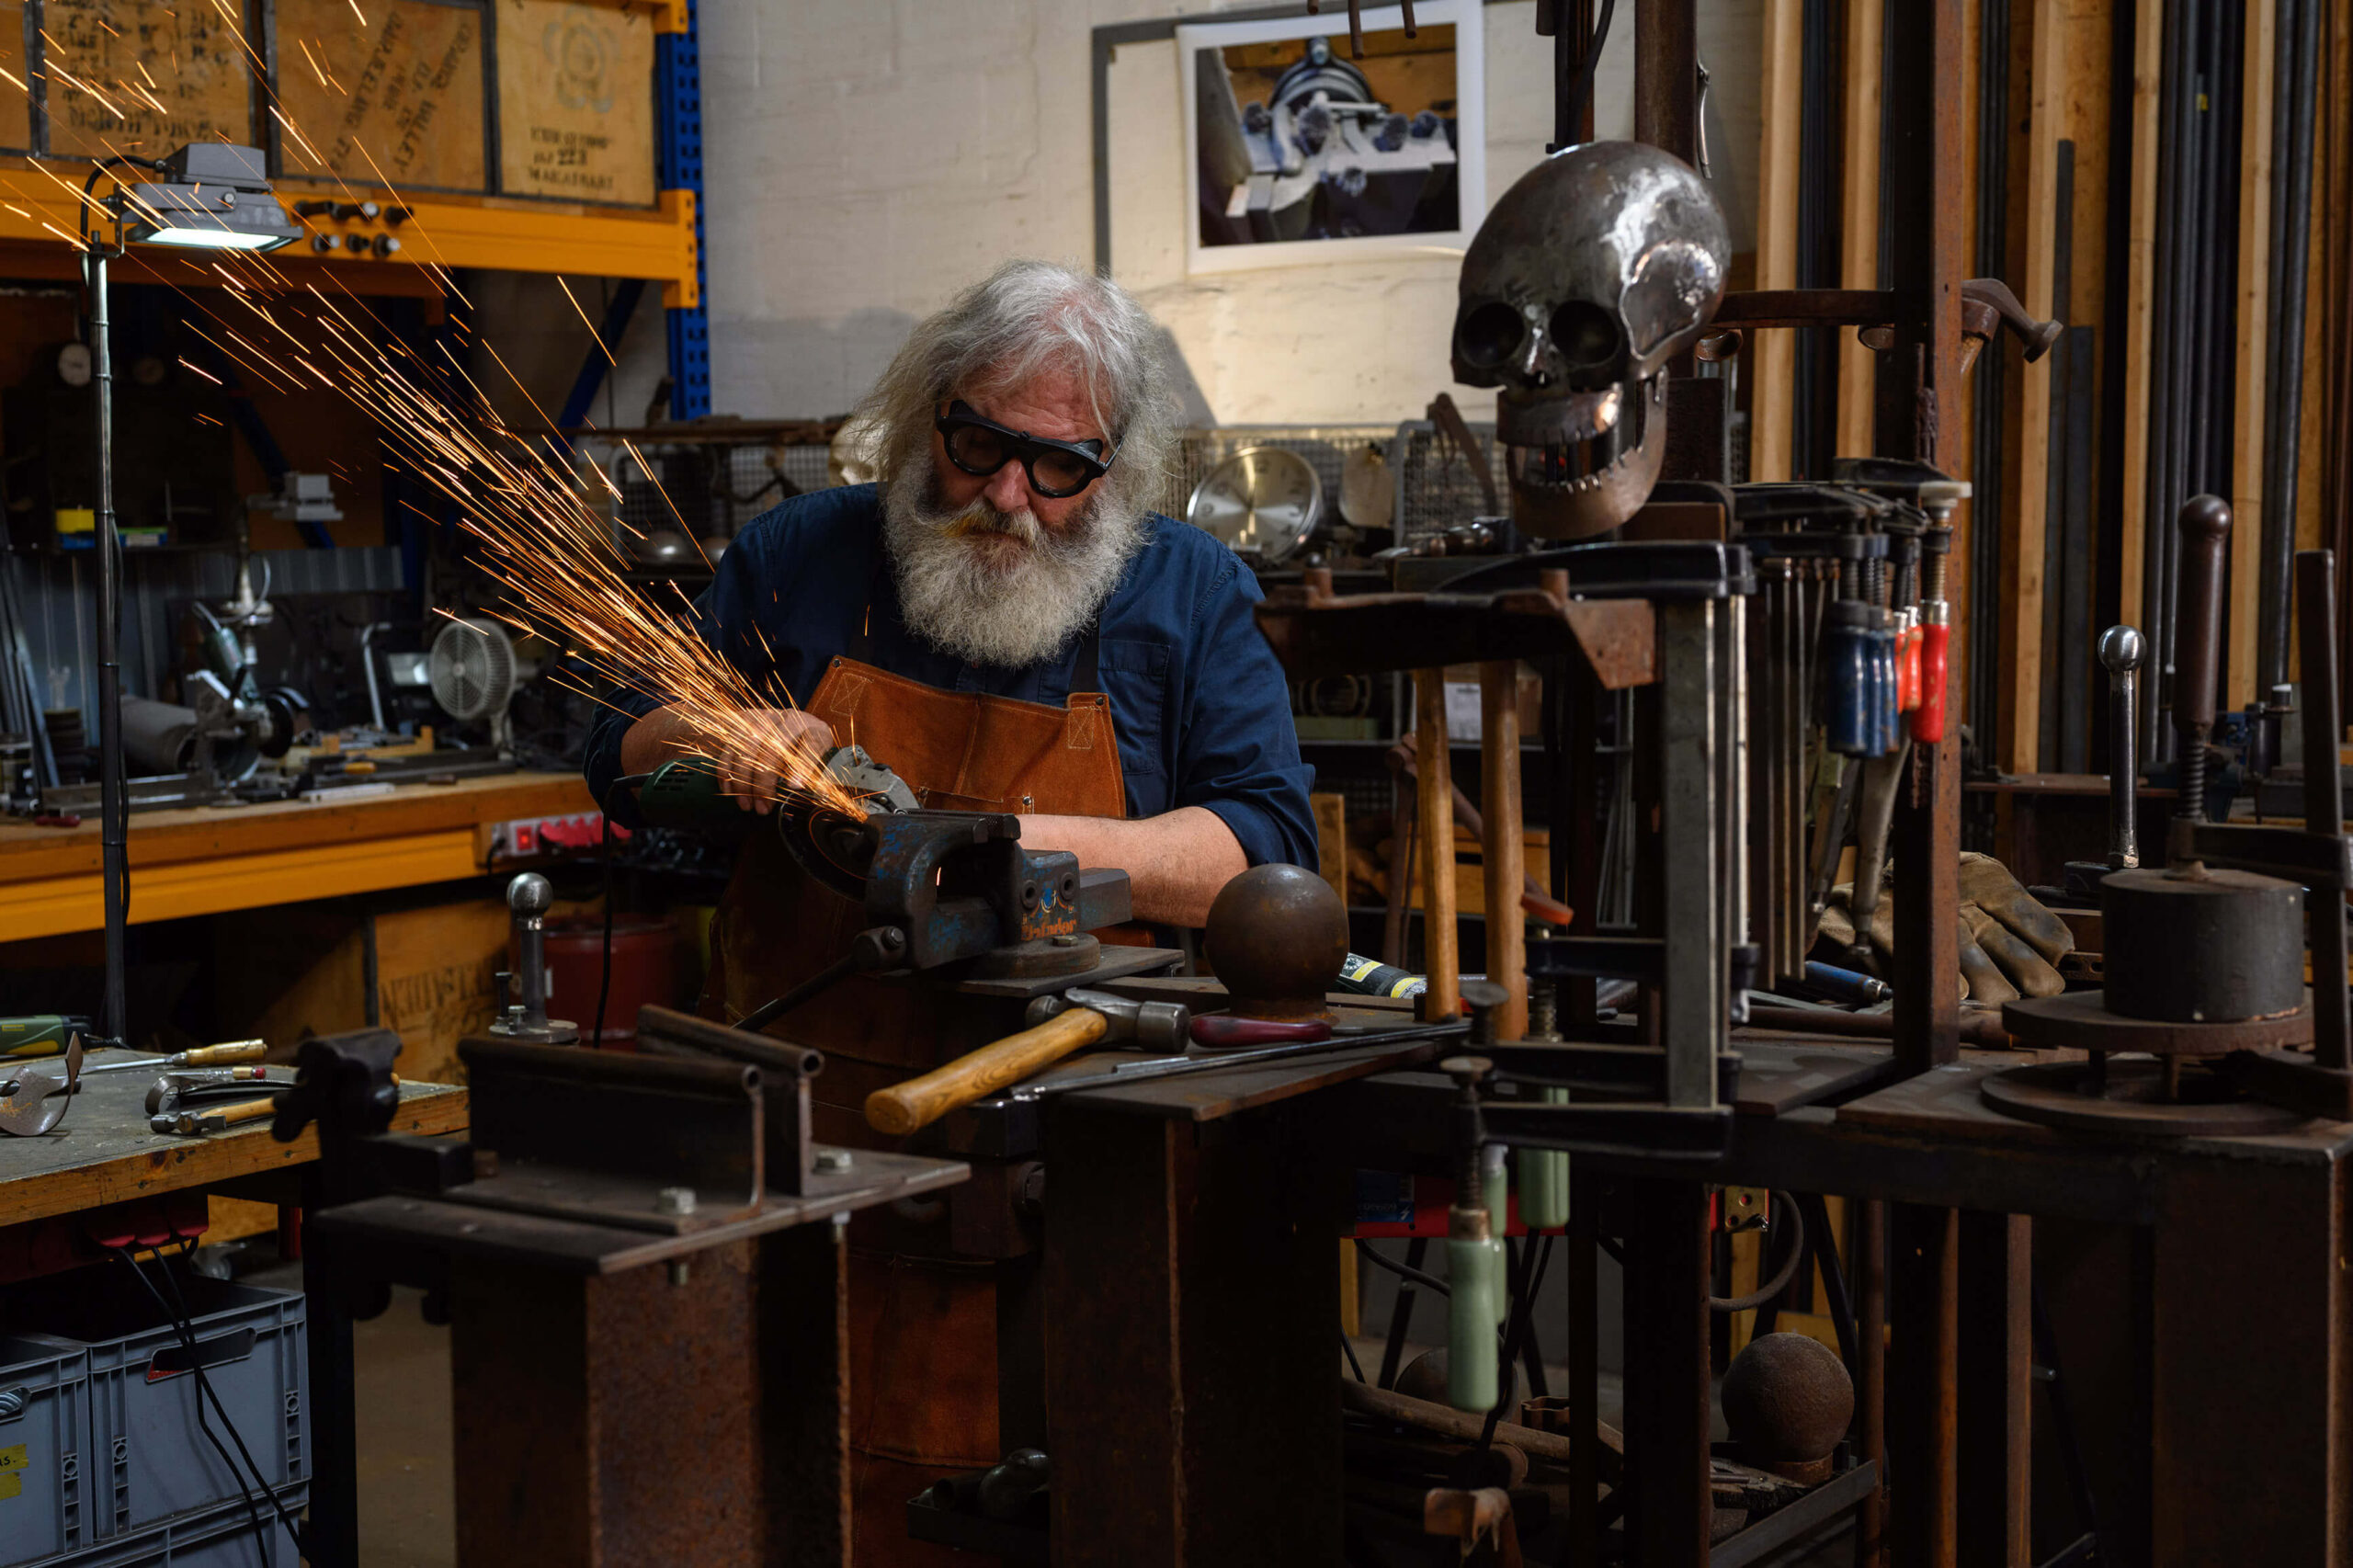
[[145, 1068, 279, 1119], [1040, 988, 1191, 1052]]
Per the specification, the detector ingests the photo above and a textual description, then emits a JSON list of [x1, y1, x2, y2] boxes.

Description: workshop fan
[[428, 617, 520, 753]]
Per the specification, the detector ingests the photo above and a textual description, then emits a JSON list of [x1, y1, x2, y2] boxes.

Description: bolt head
[[654, 1185, 698, 1216], [813, 1148, 852, 1174]]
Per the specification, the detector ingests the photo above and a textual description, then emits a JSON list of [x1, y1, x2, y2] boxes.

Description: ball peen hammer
[[864, 987, 1190, 1136]]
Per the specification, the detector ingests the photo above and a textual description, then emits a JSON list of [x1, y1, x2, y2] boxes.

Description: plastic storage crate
[[0, 1271, 306, 1541], [28, 1481, 306, 1568], [0, 1333, 90, 1566]]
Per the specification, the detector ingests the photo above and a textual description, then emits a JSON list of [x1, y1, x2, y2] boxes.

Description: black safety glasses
[[934, 400, 1115, 499]]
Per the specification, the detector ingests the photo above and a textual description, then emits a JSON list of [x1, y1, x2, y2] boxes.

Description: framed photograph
[[1176, 0, 1485, 275]]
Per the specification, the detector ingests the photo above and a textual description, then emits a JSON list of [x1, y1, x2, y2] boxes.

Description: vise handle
[[866, 1008, 1110, 1137]]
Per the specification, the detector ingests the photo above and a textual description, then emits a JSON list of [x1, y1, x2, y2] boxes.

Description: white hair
[[856, 261, 1177, 668], [855, 259, 1177, 527]]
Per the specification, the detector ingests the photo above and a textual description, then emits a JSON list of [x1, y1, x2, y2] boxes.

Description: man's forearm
[[617, 706, 699, 778], [1019, 806, 1247, 927]]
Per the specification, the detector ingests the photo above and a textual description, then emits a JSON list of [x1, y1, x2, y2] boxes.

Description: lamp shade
[[115, 145, 299, 253]]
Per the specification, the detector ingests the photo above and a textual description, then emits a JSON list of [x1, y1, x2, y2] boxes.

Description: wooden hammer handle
[[865, 1009, 1109, 1136], [193, 1096, 280, 1131]]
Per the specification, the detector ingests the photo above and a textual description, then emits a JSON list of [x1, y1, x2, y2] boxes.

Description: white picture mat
[[1175, 0, 1487, 276]]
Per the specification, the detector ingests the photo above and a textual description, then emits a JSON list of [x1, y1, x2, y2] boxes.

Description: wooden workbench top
[[0, 1052, 469, 1229], [0, 771, 597, 942], [0, 771, 592, 879]]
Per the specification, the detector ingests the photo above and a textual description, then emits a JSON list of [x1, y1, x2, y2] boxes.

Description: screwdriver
[[81, 1040, 271, 1075]]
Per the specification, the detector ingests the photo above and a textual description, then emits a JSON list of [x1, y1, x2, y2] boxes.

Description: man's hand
[[1817, 852, 2075, 1003], [619, 705, 836, 814]]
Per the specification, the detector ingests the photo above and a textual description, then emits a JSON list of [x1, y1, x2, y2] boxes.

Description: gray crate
[[34, 1481, 305, 1568], [0, 1334, 91, 1566], [1, 1274, 305, 1541]]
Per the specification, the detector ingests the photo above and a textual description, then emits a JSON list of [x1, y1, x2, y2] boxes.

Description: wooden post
[[1998, 0, 2068, 775], [1479, 661, 1528, 1040], [1415, 668, 1461, 1017], [2118, 0, 2166, 642], [1750, 0, 1805, 485], [1837, 0, 1885, 463]]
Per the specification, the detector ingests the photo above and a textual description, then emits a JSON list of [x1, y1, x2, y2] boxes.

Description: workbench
[[0, 1050, 470, 1568], [0, 772, 595, 944]]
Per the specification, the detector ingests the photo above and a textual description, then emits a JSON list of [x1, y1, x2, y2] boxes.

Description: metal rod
[[2258, 0, 2323, 697], [2295, 551, 2348, 1070], [2097, 626, 2144, 869], [89, 245, 125, 1047]]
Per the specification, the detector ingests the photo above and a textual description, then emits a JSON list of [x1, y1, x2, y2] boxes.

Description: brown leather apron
[[702, 629, 1127, 1567]]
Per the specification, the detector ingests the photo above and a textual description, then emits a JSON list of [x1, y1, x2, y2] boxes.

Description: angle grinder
[[633, 744, 920, 898]]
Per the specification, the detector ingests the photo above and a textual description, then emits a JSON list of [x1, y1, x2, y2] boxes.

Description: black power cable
[[592, 773, 651, 1050], [1709, 1192, 1807, 1314], [108, 1247, 302, 1563]]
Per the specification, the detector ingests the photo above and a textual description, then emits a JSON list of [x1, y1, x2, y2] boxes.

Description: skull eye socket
[[1456, 301, 1525, 371], [1550, 302, 1622, 369]]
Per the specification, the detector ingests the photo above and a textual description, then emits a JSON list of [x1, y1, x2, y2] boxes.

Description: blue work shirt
[[582, 484, 1318, 870]]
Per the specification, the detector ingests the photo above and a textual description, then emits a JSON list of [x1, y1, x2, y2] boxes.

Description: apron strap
[[1070, 617, 1101, 697]]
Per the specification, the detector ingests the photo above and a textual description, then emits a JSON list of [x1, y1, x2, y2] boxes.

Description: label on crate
[[0, 1440, 23, 1499]]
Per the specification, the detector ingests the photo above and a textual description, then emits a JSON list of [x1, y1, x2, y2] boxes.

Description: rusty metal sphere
[[1721, 1333, 1853, 1463], [1204, 863, 1348, 1018]]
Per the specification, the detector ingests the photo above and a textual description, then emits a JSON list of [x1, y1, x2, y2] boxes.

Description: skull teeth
[[1507, 436, 1634, 494]]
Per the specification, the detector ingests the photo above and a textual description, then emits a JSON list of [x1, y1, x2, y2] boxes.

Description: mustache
[[939, 501, 1042, 543]]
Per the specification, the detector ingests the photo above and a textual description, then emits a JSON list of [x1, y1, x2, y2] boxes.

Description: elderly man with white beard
[[582, 261, 1314, 1563], [589, 258, 1315, 925]]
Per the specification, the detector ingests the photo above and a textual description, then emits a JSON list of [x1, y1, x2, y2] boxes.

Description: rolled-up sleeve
[[1175, 554, 1317, 869]]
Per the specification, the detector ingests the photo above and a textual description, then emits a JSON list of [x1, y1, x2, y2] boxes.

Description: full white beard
[[881, 470, 1143, 669]]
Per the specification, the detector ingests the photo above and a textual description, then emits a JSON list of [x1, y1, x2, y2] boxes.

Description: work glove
[[1816, 852, 2074, 1004]]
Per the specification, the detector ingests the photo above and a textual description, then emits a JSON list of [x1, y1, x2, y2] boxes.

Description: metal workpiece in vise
[[488, 872, 579, 1045]]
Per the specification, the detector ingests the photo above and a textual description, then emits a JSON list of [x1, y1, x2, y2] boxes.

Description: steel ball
[[1204, 863, 1348, 1017], [1721, 1332, 1853, 1464]]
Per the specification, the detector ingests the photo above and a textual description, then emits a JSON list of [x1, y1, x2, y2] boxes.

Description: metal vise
[[855, 812, 1133, 975]]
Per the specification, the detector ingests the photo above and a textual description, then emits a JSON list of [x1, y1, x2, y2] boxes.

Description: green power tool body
[[0, 1015, 93, 1062]]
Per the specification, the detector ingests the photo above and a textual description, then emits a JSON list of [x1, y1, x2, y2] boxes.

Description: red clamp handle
[[1912, 618, 1949, 743], [1189, 1015, 1334, 1049]]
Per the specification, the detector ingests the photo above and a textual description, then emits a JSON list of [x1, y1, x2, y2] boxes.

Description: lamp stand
[[87, 244, 126, 1045]]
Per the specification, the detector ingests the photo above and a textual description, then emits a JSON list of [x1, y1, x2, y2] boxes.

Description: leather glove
[[1816, 852, 2075, 1003]]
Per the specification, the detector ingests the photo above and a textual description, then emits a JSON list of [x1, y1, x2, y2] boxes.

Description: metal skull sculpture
[[1451, 142, 1730, 540]]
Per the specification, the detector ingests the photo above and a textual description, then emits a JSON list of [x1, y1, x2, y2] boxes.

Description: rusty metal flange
[[1979, 1059, 2310, 1139], [2000, 988, 2312, 1056]]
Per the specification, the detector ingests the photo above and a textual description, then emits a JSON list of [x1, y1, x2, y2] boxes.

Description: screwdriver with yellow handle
[[864, 990, 1190, 1137]]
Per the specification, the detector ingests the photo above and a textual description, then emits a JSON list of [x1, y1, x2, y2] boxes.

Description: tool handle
[[2173, 496, 2233, 751], [186, 1096, 280, 1133], [1190, 1015, 1333, 1049], [181, 1041, 267, 1067], [865, 1008, 1109, 1136], [1911, 613, 1949, 744]]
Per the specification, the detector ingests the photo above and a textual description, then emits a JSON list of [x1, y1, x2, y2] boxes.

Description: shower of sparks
[[0, 69, 858, 819]]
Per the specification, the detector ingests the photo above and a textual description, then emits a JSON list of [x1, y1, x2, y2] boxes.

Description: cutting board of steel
[[1188, 446, 1322, 564], [1980, 1059, 2310, 1138], [2099, 866, 2306, 1023], [2003, 987, 2313, 1056]]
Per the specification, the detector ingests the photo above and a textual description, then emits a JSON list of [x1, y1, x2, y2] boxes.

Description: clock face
[[55, 342, 91, 388], [1188, 447, 1323, 563]]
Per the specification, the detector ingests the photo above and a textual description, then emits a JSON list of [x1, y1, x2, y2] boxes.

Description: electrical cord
[[1355, 1237, 1449, 1297], [593, 773, 651, 1050], [108, 1247, 298, 1563], [1558, 0, 1616, 147], [156, 1242, 307, 1550], [1340, 1330, 1366, 1384]]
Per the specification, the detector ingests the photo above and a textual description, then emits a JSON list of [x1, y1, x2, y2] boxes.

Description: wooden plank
[[39, 0, 251, 161], [371, 900, 510, 1085], [2229, 0, 2279, 710], [494, 0, 656, 207], [275, 0, 489, 193], [2117, 0, 2165, 637], [1749, 0, 1804, 484], [0, 4, 28, 152], [1311, 790, 1347, 903], [1999, 0, 2067, 773], [1836, 0, 1884, 464]]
